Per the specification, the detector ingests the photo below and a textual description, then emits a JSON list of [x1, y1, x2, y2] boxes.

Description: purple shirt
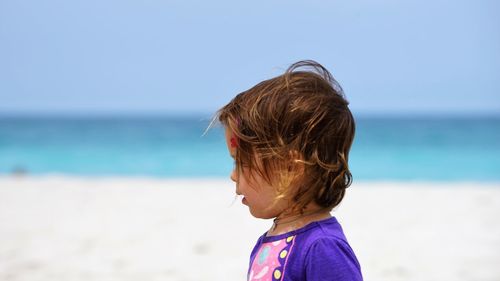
[[247, 217, 362, 281]]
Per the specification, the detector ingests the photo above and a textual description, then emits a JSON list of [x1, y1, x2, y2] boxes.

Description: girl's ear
[[230, 137, 238, 148]]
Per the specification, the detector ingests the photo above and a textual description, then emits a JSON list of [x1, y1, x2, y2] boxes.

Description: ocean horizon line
[[1, 111, 500, 120]]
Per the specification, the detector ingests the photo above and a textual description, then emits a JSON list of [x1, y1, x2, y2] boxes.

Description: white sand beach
[[0, 177, 499, 281]]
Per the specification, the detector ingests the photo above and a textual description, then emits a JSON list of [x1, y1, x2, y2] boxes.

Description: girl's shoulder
[[299, 218, 362, 280], [255, 216, 356, 264], [259, 216, 347, 244]]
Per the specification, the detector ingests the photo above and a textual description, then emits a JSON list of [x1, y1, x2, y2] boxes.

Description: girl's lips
[[242, 197, 248, 205]]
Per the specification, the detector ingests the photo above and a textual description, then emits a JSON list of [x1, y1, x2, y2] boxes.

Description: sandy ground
[[0, 177, 499, 281]]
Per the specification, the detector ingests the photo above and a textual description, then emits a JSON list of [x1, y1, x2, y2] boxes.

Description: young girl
[[216, 60, 362, 281]]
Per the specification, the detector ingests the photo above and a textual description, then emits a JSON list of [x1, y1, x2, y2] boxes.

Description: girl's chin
[[249, 208, 279, 220]]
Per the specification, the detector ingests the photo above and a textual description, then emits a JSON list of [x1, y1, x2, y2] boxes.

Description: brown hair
[[216, 60, 355, 213]]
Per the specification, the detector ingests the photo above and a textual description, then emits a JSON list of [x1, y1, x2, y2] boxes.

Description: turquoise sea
[[0, 115, 499, 181]]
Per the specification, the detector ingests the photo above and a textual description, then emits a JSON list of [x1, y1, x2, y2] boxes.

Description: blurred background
[[1, 0, 499, 181], [1, 2, 500, 281]]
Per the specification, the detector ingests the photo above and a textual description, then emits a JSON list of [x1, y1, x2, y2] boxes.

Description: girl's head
[[216, 60, 355, 219]]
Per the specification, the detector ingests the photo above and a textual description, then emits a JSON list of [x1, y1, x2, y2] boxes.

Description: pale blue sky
[[1, 0, 499, 116]]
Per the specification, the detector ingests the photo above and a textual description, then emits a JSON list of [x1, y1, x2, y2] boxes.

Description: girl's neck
[[267, 206, 331, 236]]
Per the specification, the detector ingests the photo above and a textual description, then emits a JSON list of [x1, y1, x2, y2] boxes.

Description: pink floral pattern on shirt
[[248, 235, 295, 281]]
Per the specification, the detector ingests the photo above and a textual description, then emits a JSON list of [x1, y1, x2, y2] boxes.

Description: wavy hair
[[215, 60, 355, 213]]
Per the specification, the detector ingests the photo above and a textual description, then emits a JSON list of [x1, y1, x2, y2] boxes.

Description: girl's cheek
[[230, 162, 238, 182], [230, 169, 238, 182]]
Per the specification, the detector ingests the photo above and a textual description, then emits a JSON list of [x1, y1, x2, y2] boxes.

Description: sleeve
[[305, 237, 363, 281]]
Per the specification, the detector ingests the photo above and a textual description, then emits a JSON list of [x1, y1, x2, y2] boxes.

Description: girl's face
[[225, 129, 288, 219]]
